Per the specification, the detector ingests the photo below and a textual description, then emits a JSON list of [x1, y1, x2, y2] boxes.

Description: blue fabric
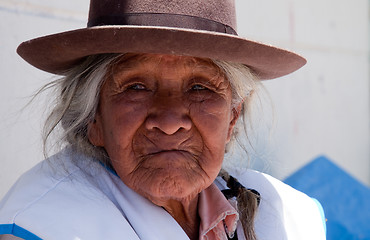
[[0, 223, 42, 239], [284, 156, 370, 240], [99, 162, 118, 177]]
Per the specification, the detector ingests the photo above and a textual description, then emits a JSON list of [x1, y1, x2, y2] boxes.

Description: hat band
[[87, 13, 237, 35]]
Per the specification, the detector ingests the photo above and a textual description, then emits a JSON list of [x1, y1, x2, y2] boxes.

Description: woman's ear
[[227, 102, 243, 142], [87, 115, 104, 147]]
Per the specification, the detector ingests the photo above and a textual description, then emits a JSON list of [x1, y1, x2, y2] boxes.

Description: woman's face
[[88, 53, 239, 204]]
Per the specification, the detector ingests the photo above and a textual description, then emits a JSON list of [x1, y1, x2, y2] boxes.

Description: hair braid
[[219, 169, 260, 240]]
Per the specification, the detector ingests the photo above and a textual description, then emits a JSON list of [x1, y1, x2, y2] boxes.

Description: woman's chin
[[137, 174, 206, 203]]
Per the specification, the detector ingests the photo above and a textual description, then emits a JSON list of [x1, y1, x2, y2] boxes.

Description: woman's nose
[[145, 97, 192, 135]]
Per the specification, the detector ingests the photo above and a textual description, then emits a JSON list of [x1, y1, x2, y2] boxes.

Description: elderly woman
[[0, 0, 326, 239]]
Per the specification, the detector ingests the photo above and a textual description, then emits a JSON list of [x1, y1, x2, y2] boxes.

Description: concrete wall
[[0, 0, 368, 198]]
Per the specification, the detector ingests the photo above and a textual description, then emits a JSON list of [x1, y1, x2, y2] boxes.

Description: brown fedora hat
[[17, 0, 306, 80]]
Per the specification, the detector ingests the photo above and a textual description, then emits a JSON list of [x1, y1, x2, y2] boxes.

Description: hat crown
[[88, 0, 237, 33]]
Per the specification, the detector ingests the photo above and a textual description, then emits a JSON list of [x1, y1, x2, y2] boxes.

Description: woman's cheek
[[191, 98, 231, 135], [101, 100, 149, 149]]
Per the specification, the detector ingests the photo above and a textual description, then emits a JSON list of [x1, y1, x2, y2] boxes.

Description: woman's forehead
[[112, 53, 222, 74]]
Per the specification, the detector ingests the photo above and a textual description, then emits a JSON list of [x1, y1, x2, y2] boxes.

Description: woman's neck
[[162, 195, 200, 240]]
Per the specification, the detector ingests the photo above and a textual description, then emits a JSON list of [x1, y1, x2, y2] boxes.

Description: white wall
[[0, 0, 89, 198], [0, 0, 368, 199], [235, 0, 369, 184]]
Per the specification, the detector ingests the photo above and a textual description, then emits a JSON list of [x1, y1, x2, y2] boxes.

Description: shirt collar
[[198, 183, 239, 240]]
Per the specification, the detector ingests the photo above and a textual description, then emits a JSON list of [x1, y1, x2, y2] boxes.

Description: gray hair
[[41, 54, 121, 165]]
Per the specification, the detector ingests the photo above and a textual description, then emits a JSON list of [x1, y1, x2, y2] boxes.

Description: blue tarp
[[284, 156, 370, 240]]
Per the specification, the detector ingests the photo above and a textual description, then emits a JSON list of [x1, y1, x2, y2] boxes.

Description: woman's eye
[[191, 84, 207, 91], [128, 83, 146, 90]]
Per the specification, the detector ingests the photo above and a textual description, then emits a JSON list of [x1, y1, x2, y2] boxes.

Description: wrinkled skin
[[88, 53, 240, 239]]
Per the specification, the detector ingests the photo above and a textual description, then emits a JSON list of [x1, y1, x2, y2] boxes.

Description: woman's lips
[[143, 150, 196, 166], [148, 149, 188, 156]]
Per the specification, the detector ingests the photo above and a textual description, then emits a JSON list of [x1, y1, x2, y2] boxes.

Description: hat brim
[[17, 25, 306, 80]]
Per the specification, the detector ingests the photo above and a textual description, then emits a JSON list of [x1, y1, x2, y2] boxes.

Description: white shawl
[[0, 149, 326, 240]]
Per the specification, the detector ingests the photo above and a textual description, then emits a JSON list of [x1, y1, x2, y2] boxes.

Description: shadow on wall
[[284, 156, 370, 240]]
